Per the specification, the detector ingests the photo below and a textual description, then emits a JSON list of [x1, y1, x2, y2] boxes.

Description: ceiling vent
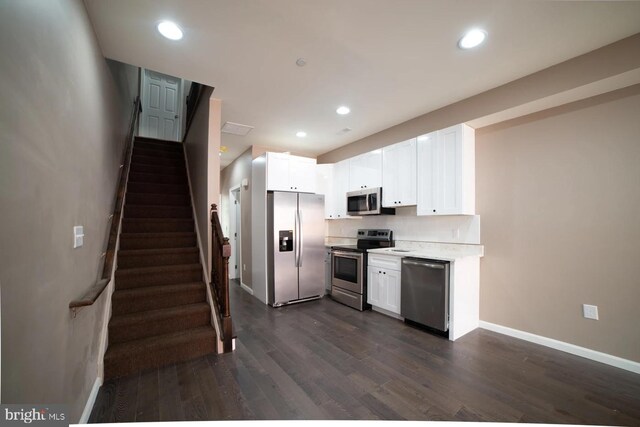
[[221, 121, 254, 136]]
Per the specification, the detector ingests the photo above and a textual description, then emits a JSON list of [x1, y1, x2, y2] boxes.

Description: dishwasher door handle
[[402, 260, 445, 269]]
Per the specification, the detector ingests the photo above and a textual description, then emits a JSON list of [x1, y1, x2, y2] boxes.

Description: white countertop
[[367, 241, 483, 261]]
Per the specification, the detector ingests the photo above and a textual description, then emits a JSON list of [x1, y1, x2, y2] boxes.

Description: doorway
[[229, 187, 241, 282], [139, 68, 183, 141]]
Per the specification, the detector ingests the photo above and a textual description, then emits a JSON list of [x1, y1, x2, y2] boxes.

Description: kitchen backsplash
[[325, 206, 481, 245]]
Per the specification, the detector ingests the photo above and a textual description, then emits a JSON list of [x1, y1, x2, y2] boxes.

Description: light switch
[[73, 226, 84, 248]]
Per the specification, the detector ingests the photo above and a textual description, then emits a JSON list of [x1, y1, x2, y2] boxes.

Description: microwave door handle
[[366, 194, 371, 212]]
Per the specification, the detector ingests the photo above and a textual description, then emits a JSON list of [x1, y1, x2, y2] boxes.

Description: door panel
[[141, 69, 181, 141], [269, 192, 298, 304], [298, 193, 325, 299]]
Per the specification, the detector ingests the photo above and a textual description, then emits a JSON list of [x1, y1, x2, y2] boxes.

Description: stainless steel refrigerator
[[267, 191, 325, 306]]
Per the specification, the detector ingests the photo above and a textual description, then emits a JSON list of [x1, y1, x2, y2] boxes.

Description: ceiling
[[83, 0, 640, 167]]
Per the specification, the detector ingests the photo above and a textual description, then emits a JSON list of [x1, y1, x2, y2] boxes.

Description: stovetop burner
[[331, 229, 394, 252]]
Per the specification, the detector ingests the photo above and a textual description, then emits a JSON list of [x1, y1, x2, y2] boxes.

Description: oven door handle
[[331, 251, 363, 260]]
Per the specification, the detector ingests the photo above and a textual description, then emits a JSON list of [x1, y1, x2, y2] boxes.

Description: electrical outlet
[[243, 264, 246, 271], [583, 304, 599, 320]]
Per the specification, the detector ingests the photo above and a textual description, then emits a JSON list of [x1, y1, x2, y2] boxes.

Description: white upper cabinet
[[317, 160, 351, 219], [266, 152, 317, 193], [332, 159, 350, 219], [382, 138, 417, 207], [315, 163, 335, 219], [417, 124, 475, 216], [348, 149, 382, 191]]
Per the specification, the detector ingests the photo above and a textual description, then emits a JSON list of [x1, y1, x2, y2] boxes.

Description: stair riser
[[112, 287, 206, 315], [122, 220, 194, 233], [132, 155, 185, 167], [126, 193, 190, 207], [130, 163, 186, 176], [129, 172, 187, 185], [135, 136, 183, 146], [133, 147, 185, 160], [134, 141, 183, 153], [127, 182, 189, 195], [118, 252, 200, 269], [124, 205, 192, 219], [104, 332, 216, 379], [119, 235, 196, 250], [109, 310, 210, 344], [116, 268, 202, 289]]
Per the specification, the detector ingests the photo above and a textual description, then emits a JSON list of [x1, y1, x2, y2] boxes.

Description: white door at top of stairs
[[140, 69, 182, 141]]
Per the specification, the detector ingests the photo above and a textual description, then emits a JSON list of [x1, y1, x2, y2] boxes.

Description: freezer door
[[269, 192, 299, 305], [297, 193, 325, 299]]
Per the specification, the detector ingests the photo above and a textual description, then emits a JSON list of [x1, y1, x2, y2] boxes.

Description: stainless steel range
[[330, 229, 394, 311]]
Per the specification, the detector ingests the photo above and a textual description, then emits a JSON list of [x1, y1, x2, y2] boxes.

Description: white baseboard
[[479, 321, 640, 375], [371, 305, 403, 321], [78, 376, 103, 424], [240, 282, 253, 295]]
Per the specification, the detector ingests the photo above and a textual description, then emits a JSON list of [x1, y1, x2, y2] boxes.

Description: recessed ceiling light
[[336, 106, 351, 115], [157, 21, 183, 40], [296, 131, 307, 138], [458, 29, 486, 49]]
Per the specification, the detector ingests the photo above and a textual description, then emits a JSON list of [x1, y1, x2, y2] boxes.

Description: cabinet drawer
[[368, 254, 401, 270]]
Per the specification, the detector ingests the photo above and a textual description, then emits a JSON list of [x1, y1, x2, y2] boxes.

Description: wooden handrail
[[210, 203, 233, 352], [69, 96, 142, 311]]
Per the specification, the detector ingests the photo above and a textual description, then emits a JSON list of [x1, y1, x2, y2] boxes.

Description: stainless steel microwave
[[346, 187, 395, 216]]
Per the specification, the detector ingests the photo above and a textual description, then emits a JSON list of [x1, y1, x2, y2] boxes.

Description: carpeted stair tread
[[115, 263, 202, 289], [134, 141, 183, 153], [127, 181, 189, 195], [119, 232, 196, 250], [119, 247, 199, 256], [134, 136, 183, 147], [131, 154, 185, 167], [118, 247, 200, 269], [129, 163, 186, 176], [124, 204, 192, 219], [125, 192, 191, 207], [121, 218, 194, 233], [104, 326, 216, 379], [128, 172, 187, 185], [133, 147, 185, 159], [108, 302, 211, 344], [104, 136, 218, 379], [111, 282, 206, 315]]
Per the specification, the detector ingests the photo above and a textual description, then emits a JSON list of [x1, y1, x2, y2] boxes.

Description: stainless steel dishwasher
[[401, 258, 450, 333]]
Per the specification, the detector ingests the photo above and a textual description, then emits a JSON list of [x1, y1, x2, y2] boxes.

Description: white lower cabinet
[[367, 254, 401, 314]]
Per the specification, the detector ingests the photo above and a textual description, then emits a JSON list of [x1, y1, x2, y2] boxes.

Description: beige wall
[[219, 145, 283, 288], [476, 85, 640, 363], [220, 148, 253, 287], [184, 90, 221, 278], [318, 33, 640, 164], [0, 0, 138, 421]]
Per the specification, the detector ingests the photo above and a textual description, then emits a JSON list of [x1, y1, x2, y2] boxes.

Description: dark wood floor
[[89, 280, 640, 424]]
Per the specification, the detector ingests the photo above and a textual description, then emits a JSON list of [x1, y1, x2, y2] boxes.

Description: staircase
[[104, 136, 216, 379]]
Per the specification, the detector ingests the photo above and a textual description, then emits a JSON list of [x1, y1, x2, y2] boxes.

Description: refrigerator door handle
[[294, 210, 300, 267], [298, 209, 304, 267]]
